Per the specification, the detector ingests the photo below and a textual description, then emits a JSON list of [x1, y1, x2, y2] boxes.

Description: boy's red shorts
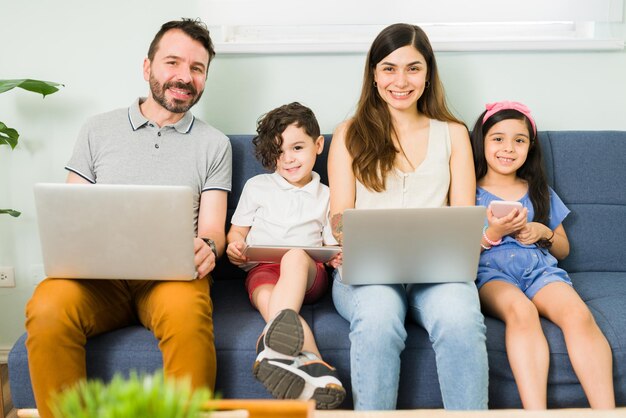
[[245, 262, 329, 305]]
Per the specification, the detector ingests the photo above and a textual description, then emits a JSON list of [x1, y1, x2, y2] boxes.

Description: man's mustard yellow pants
[[25, 276, 216, 418]]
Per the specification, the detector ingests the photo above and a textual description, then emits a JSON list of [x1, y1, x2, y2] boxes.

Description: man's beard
[[149, 76, 203, 114]]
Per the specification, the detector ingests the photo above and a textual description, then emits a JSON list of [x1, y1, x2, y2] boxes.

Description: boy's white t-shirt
[[231, 171, 337, 271]]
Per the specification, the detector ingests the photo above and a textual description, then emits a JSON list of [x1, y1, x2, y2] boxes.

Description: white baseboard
[[0, 346, 11, 364]]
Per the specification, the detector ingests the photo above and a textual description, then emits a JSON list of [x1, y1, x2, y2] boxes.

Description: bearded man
[[25, 19, 231, 418]]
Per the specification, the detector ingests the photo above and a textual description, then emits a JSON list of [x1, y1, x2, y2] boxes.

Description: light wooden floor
[[1, 363, 17, 418]]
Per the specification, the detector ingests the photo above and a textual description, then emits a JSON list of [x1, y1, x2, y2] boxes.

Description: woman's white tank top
[[355, 119, 451, 209]]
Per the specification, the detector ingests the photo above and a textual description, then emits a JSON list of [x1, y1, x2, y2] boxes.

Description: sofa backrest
[[213, 132, 626, 280], [538, 131, 626, 273]]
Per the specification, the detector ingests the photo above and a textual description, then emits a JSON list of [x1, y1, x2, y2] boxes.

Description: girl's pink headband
[[482, 101, 536, 135]]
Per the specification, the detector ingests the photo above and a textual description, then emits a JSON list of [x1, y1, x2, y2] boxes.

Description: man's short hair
[[147, 18, 215, 66]]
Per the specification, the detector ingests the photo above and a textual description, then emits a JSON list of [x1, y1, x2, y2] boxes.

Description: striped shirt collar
[[128, 97, 195, 134]]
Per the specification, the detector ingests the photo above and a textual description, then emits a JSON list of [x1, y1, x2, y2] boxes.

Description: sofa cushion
[[542, 132, 626, 206], [8, 327, 163, 408], [540, 132, 626, 273], [560, 204, 626, 273]]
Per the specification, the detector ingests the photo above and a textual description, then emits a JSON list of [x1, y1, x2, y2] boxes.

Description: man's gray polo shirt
[[66, 98, 232, 229]]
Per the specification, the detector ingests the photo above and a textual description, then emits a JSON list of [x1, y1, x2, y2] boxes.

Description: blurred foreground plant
[[51, 370, 213, 418]]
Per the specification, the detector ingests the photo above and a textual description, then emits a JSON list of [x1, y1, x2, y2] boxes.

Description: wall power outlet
[[0, 266, 16, 288]]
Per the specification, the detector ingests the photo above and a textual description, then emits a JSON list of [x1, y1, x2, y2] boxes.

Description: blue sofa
[[8, 131, 626, 409]]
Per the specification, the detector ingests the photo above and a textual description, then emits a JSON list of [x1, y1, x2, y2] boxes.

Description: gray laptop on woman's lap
[[340, 206, 485, 285]]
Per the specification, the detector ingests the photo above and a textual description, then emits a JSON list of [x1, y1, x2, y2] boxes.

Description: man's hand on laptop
[[194, 237, 217, 278]]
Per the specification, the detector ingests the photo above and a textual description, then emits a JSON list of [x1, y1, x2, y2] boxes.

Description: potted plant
[[51, 371, 213, 418], [1, 79, 63, 217]]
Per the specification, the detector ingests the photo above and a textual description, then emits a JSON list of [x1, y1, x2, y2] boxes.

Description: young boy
[[226, 102, 345, 409]]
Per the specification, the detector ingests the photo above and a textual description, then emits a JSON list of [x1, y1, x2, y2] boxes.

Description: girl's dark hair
[[148, 18, 215, 68], [346, 23, 464, 192], [470, 109, 550, 225], [253, 102, 321, 171]]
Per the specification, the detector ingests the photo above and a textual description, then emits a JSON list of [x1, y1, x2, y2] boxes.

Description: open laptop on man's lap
[[34, 183, 196, 281], [339, 206, 485, 285]]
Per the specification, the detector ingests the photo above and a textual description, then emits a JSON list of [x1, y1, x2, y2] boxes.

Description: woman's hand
[[326, 250, 343, 268], [226, 241, 248, 266], [516, 222, 552, 245]]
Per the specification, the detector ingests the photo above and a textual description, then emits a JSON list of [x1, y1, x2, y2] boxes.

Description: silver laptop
[[340, 206, 486, 285], [34, 183, 196, 280]]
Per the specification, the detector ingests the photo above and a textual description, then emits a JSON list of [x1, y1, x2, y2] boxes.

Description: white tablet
[[242, 245, 341, 263]]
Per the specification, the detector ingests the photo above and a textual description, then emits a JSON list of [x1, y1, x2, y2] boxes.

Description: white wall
[[1, 0, 625, 349]]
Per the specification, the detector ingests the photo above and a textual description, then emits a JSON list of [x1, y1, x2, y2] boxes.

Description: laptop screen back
[[34, 183, 196, 281], [340, 206, 485, 285]]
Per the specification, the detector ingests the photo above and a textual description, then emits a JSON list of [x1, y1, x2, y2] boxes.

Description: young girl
[[470, 101, 615, 409]]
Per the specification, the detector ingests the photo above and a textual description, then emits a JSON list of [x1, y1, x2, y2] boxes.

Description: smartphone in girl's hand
[[489, 201, 523, 218]]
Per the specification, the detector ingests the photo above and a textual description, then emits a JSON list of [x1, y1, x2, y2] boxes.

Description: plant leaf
[[0, 80, 24, 94], [0, 79, 64, 97], [50, 370, 212, 418], [0, 209, 21, 217], [0, 121, 19, 149]]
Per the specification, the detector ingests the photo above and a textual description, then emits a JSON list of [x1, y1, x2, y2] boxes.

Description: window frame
[[202, 0, 625, 53]]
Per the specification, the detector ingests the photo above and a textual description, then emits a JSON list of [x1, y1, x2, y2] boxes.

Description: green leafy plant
[[1, 79, 63, 217], [51, 370, 213, 418]]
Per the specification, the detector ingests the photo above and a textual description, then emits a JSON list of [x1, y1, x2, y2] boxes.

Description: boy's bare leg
[[252, 250, 320, 355], [252, 250, 345, 408]]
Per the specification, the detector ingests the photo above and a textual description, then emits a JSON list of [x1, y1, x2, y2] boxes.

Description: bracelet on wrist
[[482, 226, 502, 247], [537, 229, 555, 250], [480, 243, 492, 250]]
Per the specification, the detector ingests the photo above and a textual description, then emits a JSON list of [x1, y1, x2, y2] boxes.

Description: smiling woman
[[326, 23, 486, 411]]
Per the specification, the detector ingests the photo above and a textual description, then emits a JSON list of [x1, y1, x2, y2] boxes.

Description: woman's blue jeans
[[332, 270, 488, 410]]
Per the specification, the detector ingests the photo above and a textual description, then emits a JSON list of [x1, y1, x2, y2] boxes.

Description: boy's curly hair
[[253, 102, 321, 171]]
